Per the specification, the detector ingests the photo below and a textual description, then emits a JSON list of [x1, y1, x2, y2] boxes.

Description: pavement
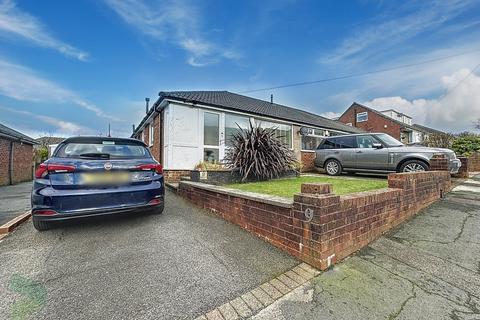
[[0, 182, 32, 225], [251, 174, 480, 320], [0, 190, 298, 320]]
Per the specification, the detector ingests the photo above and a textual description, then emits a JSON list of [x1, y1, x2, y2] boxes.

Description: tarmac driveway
[[0, 190, 298, 320], [0, 182, 32, 225]]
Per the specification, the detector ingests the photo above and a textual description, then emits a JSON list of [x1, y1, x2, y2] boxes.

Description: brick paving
[[194, 263, 320, 320]]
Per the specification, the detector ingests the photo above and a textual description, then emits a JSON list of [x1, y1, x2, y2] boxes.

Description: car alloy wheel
[[326, 161, 339, 175], [403, 163, 426, 172]]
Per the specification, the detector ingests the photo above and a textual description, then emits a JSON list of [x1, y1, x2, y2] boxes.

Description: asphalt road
[[0, 190, 298, 320], [252, 175, 480, 319], [0, 182, 32, 225]]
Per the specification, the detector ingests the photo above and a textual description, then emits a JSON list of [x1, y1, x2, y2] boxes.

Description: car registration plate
[[81, 172, 131, 185]]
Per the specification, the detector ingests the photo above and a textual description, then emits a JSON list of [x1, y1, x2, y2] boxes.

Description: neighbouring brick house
[[338, 102, 443, 144], [0, 123, 37, 186], [132, 91, 362, 181]]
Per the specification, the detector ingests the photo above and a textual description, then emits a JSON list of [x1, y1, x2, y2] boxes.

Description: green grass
[[225, 175, 388, 199]]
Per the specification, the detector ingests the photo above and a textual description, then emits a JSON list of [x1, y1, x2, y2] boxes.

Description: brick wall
[[0, 138, 11, 185], [454, 157, 469, 178], [179, 171, 451, 270], [338, 104, 402, 140], [300, 151, 316, 172], [429, 154, 449, 171], [0, 138, 34, 186], [468, 153, 480, 172], [164, 170, 191, 183]]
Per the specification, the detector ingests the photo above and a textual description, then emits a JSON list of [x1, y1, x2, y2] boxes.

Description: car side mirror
[[372, 143, 383, 149]]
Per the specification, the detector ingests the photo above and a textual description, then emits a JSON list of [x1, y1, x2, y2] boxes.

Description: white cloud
[[105, 0, 239, 66], [0, 106, 90, 135], [319, 111, 341, 119], [364, 68, 480, 133], [0, 0, 88, 61], [320, 0, 476, 64], [0, 58, 119, 121]]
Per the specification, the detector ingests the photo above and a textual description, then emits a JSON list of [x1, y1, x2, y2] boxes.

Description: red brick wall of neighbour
[[179, 171, 451, 270], [301, 151, 316, 172], [134, 112, 163, 165], [0, 138, 11, 185], [0, 138, 33, 186], [338, 104, 402, 140]]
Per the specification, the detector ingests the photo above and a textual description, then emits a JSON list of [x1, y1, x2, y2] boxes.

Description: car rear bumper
[[32, 196, 164, 222]]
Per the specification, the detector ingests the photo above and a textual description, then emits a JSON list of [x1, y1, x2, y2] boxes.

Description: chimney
[[270, 94, 273, 104], [132, 124, 135, 133], [145, 97, 150, 114]]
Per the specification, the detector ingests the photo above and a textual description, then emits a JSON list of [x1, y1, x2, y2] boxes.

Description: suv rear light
[[148, 198, 162, 205], [136, 164, 163, 174], [34, 209, 57, 215], [35, 163, 75, 178]]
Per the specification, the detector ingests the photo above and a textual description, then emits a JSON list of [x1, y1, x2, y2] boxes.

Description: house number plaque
[[304, 208, 314, 222]]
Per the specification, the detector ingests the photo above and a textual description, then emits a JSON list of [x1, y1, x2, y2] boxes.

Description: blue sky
[[1, 0, 480, 138]]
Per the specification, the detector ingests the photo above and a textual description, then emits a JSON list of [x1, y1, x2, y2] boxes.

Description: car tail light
[[148, 198, 162, 205], [34, 209, 57, 215], [35, 163, 75, 179], [137, 164, 163, 174]]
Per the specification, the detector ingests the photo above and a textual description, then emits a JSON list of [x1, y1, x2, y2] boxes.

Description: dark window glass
[[356, 135, 380, 148], [56, 142, 150, 159], [335, 136, 355, 148], [320, 139, 336, 149]]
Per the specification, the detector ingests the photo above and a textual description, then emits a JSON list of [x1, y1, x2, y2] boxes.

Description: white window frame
[[141, 130, 145, 142], [356, 112, 368, 122], [149, 124, 154, 146], [345, 122, 353, 126]]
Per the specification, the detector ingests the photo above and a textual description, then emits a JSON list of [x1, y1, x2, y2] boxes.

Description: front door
[[354, 135, 389, 170]]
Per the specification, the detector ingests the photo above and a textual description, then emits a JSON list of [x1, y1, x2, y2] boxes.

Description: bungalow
[[132, 91, 362, 181], [0, 123, 37, 186], [338, 102, 443, 144]]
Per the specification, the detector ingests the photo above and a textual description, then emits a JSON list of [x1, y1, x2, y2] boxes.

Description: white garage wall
[[163, 103, 202, 170]]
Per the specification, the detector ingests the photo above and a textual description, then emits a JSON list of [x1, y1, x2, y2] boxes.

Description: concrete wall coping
[[179, 181, 293, 208]]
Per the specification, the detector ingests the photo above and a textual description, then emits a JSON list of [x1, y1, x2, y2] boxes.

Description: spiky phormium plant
[[224, 123, 297, 182]]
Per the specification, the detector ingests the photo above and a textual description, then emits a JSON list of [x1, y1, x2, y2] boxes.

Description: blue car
[[31, 136, 165, 231]]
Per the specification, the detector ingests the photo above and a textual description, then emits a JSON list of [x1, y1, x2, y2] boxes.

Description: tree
[[474, 119, 480, 130], [224, 123, 297, 181]]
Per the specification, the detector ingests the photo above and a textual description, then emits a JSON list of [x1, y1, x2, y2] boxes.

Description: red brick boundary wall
[[179, 171, 451, 270], [468, 153, 480, 172], [429, 154, 449, 171], [163, 170, 191, 183], [0, 138, 34, 186]]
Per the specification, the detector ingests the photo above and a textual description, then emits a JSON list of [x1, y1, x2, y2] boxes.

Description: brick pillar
[[453, 157, 469, 178], [429, 154, 448, 171]]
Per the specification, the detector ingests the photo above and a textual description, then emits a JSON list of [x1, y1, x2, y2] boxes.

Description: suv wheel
[[325, 159, 342, 176], [400, 160, 428, 173], [32, 217, 50, 231]]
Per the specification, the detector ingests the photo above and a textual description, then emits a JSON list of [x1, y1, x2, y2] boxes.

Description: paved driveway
[[252, 175, 480, 319], [0, 190, 298, 320], [0, 182, 32, 225]]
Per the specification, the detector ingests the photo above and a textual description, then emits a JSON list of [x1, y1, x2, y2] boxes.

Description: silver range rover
[[314, 133, 461, 176]]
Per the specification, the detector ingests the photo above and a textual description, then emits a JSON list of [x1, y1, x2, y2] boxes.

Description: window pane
[[335, 137, 355, 148], [302, 136, 323, 150], [203, 148, 219, 163], [356, 135, 379, 148], [225, 114, 250, 147], [204, 112, 219, 146], [257, 119, 292, 148], [356, 112, 368, 122]]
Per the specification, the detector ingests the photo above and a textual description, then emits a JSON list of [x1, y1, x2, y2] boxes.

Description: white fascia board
[[164, 99, 349, 135]]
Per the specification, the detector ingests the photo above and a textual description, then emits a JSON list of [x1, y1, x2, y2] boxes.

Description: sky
[[0, 0, 479, 138]]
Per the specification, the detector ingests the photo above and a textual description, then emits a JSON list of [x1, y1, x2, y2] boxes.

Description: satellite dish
[[299, 127, 310, 136]]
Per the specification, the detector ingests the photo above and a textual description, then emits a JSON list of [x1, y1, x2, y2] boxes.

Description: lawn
[[225, 175, 388, 199]]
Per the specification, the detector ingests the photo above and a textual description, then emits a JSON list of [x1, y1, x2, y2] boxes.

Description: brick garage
[[0, 123, 36, 186], [179, 171, 451, 270]]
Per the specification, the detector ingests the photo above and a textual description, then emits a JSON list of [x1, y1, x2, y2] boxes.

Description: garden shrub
[[224, 123, 297, 181], [452, 134, 480, 156]]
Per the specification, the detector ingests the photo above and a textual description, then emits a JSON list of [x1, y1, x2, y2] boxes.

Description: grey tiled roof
[[412, 124, 444, 135], [158, 91, 363, 133], [0, 123, 36, 144]]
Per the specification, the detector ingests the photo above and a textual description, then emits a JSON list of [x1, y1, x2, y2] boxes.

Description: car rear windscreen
[[55, 141, 150, 159]]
